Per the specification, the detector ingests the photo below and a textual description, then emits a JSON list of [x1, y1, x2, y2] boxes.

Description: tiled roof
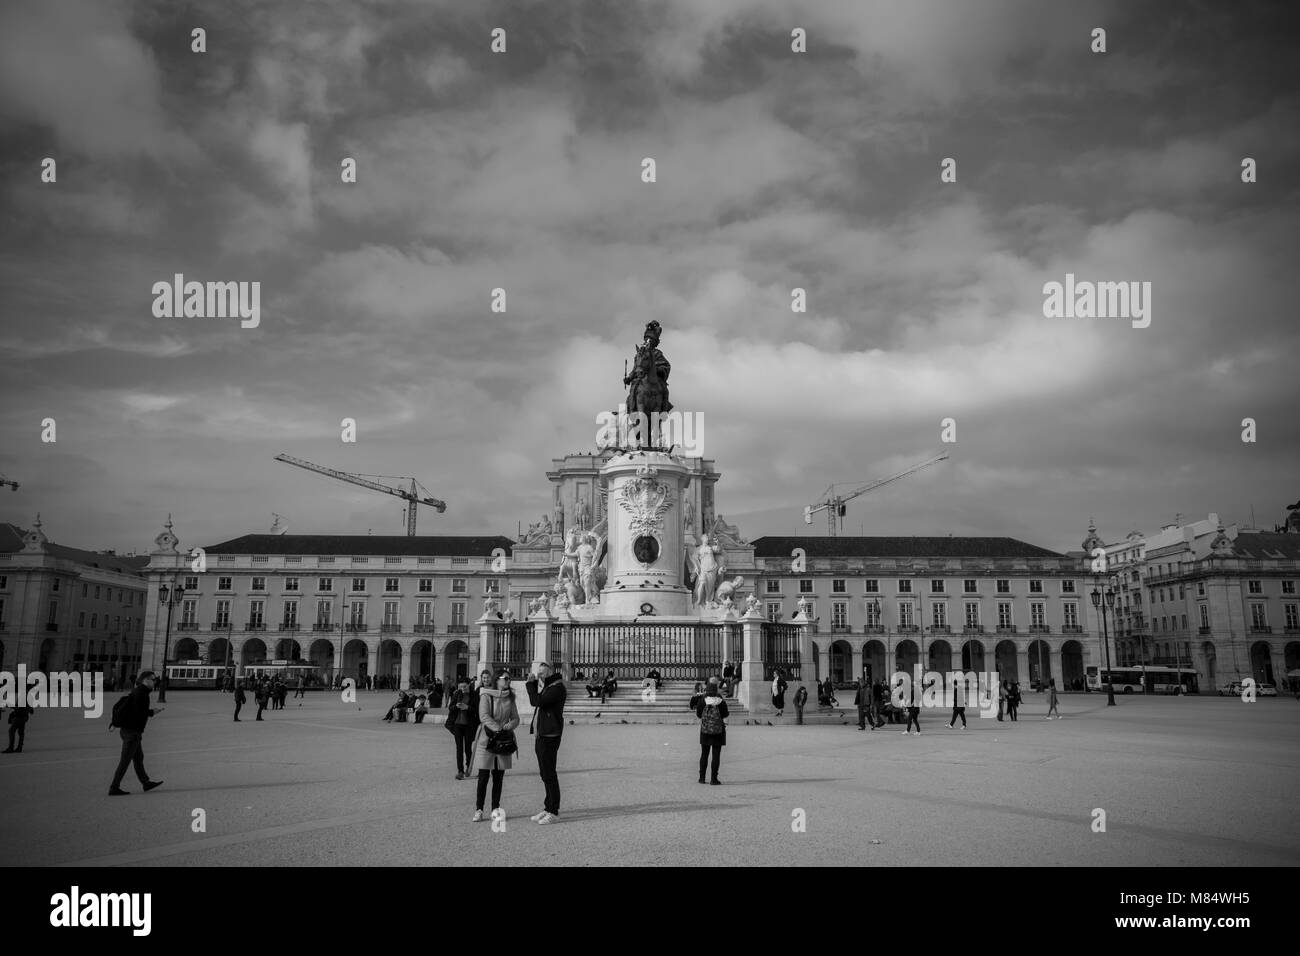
[[752, 536, 1063, 559], [0, 523, 148, 575], [204, 534, 516, 557], [1226, 532, 1300, 560]]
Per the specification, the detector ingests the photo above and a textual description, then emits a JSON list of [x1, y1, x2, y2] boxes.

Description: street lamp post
[[156, 579, 185, 703], [1092, 582, 1116, 706]]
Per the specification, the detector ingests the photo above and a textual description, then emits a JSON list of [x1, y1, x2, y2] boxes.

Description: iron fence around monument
[[762, 622, 803, 680], [486, 622, 534, 679], [561, 622, 725, 682]]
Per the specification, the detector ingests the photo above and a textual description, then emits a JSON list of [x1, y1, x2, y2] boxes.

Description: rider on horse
[[623, 320, 672, 415]]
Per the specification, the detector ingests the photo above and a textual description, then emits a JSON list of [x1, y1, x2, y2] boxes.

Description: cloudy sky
[[1, 0, 1298, 557]]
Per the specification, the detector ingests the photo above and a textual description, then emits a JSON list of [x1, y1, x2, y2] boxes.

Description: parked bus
[[1087, 666, 1198, 695]]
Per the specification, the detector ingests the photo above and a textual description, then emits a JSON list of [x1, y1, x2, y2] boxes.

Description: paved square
[[2, 690, 1297, 866]]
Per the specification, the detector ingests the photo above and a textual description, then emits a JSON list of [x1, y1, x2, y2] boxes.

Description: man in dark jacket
[[525, 662, 567, 824], [233, 681, 246, 721], [854, 678, 870, 730], [109, 671, 165, 795], [3, 700, 34, 753]]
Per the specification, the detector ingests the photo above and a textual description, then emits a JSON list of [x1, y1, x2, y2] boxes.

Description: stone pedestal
[[598, 451, 693, 618]]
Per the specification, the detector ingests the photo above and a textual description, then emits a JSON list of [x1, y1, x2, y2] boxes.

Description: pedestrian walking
[[1009, 682, 1021, 721], [233, 682, 246, 721], [294, 676, 306, 700], [107, 671, 165, 795], [903, 675, 922, 735], [948, 677, 967, 729], [870, 680, 886, 728], [854, 678, 872, 730], [254, 680, 269, 721], [997, 680, 1007, 721], [794, 684, 808, 724], [695, 678, 729, 785], [471, 669, 520, 823], [771, 668, 787, 717], [1046, 679, 1061, 719], [3, 699, 34, 753], [525, 661, 566, 825], [448, 678, 477, 779]]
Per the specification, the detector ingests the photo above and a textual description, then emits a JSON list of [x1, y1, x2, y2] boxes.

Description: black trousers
[[234, 700, 242, 720], [699, 738, 722, 781], [453, 726, 474, 773], [1009, 703, 1018, 721], [7, 725, 25, 750], [110, 730, 148, 789], [475, 769, 504, 811], [905, 707, 921, 732], [536, 735, 562, 814], [857, 705, 868, 728], [949, 706, 967, 727]]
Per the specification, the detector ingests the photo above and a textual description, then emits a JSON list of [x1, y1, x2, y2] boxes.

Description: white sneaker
[[471, 809, 484, 823], [901, 730, 909, 735], [530, 810, 547, 822], [536, 812, 557, 825]]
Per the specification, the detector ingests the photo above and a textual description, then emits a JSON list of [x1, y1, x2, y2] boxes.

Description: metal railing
[[486, 622, 534, 679], [562, 622, 726, 682], [761, 622, 802, 681]]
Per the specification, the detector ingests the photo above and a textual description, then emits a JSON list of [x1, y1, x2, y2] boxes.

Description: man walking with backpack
[[108, 671, 165, 796], [525, 661, 566, 825], [695, 677, 729, 785]]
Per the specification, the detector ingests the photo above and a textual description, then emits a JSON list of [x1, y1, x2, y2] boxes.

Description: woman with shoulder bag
[[471, 668, 521, 823]]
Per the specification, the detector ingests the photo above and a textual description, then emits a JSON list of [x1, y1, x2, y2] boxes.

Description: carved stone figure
[[709, 514, 746, 547], [576, 533, 602, 605], [484, 598, 500, 617], [576, 496, 591, 531], [683, 496, 695, 534], [745, 593, 761, 614], [716, 575, 744, 606], [623, 320, 672, 418], [687, 533, 723, 607]]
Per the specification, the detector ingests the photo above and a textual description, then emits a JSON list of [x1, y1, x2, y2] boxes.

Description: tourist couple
[[460, 662, 567, 826]]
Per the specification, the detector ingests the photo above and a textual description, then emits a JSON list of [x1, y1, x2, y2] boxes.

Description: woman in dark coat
[[695, 678, 729, 785]]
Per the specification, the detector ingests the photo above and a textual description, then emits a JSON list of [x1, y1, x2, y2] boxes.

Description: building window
[[866, 601, 881, 627], [181, 600, 197, 625], [930, 580, 945, 594], [1283, 581, 1296, 595], [1063, 603, 1078, 627], [832, 603, 847, 628], [1248, 580, 1262, 594], [349, 602, 366, 628], [78, 611, 86, 627], [484, 578, 500, 594], [44, 601, 57, 626], [183, 576, 199, 591], [896, 602, 915, 627], [1197, 581, 1205, 596], [897, 579, 912, 594], [1029, 580, 1043, 593], [283, 601, 298, 626], [385, 578, 400, 593], [964, 603, 979, 627], [1030, 603, 1045, 627], [1285, 604, 1298, 629], [218, 577, 232, 591], [451, 602, 466, 628], [352, 578, 366, 592], [384, 601, 399, 626], [964, 580, 977, 594], [251, 577, 266, 591], [94, 586, 101, 599], [419, 578, 433, 593], [1178, 584, 1185, 600], [932, 602, 947, 627], [766, 580, 780, 594], [997, 602, 1012, 627], [417, 602, 433, 626], [1180, 614, 1187, 630], [1061, 580, 1076, 593], [249, 600, 265, 626], [1199, 604, 1209, 628], [52, 578, 60, 593], [451, 578, 467, 594], [832, 579, 846, 594], [91, 613, 98, 628], [284, 577, 299, 592], [318, 577, 333, 592], [316, 600, 332, 626], [865, 579, 879, 593], [799, 579, 813, 594], [1250, 603, 1267, 628], [767, 602, 782, 622], [996, 580, 1010, 594], [215, 600, 230, 626]]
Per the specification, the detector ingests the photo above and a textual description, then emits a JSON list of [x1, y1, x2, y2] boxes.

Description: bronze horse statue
[[628, 342, 670, 416]]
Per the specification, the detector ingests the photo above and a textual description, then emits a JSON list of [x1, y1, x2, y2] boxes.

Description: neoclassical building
[[0, 517, 148, 677]]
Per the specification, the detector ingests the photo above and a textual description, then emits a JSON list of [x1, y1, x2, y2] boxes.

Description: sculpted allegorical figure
[[576, 496, 591, 531], [688, 533, 723, 607]]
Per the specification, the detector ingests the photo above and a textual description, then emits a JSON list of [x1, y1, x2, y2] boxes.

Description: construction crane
[[274, 454, 446, 536], [0, 474, 17, 491], [804, 453, 949, 535]]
